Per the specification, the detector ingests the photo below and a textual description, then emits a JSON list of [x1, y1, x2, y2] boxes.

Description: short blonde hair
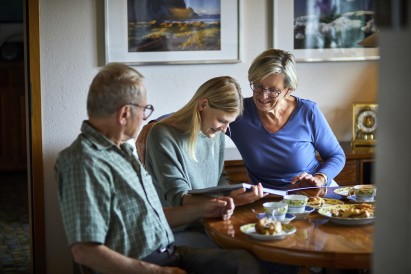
[[248, 49, 298, 91]]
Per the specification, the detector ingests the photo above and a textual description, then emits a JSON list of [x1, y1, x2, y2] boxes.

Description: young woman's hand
[[229, 183, 267, 206]]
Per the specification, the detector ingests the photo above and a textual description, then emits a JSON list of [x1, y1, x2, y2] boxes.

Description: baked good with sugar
[[255, 217, 282, 235]]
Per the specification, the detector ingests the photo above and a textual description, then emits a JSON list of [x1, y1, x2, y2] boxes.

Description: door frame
[[25, 0, 46, 273]]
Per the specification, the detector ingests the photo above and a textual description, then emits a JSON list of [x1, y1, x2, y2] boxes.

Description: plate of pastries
[[240, 217, 296, 240], [318, 203, 375, 225], [307, 196, 344, 210]]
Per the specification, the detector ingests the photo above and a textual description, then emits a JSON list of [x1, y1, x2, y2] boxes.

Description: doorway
[[0, 2, 29, 273], [0, 0, 45, 273]]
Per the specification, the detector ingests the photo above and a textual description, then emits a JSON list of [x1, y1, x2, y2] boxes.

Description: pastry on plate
[[255, 217, 282, 235], [307, 196, 325, 207]]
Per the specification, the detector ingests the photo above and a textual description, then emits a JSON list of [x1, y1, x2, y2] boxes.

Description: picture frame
[[273, 0, 379, 62], [104, 0, 240, 65]]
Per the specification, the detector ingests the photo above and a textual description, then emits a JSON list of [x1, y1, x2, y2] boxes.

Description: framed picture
[[273, 0, 379, 62], [104, 0, 240, 65]]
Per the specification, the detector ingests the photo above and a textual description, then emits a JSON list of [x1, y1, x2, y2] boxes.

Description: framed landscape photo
[[104, 0, 240, 65], [273, 0, 379, 62]]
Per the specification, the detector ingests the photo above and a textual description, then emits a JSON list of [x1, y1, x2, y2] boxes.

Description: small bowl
[[263, 202, 288, 221], [353, 185, 376, 202], [283, 194, 308, 213]]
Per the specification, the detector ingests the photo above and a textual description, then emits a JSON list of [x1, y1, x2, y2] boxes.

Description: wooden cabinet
[[0, 62, 27, 171], [223, 159, 249, 185], [224, 141, 374, 186], [334, 142, 374, 186]]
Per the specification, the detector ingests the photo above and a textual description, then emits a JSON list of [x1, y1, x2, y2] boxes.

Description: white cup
[[283, 194, 308, 213], [354, 185, 376, 202], [263, 202, 288, 221]]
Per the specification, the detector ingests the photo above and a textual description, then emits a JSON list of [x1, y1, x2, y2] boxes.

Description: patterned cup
[[354, 185, 376, 202], [283, 194, 308, 213]]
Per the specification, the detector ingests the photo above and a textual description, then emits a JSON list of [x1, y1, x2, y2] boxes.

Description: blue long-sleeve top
[[228, 96, 346, 188]]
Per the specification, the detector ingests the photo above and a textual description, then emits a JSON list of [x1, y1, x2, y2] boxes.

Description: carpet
[[0, 172, 30, 273]]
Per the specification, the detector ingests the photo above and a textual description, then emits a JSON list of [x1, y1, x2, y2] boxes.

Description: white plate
[[333, 187, 354, 197], [292, 206, 315, 220], [347, 195, 376, 203], [256, 213, 296, 224], [240, 223, 296, 241], [318, 204, 375, 225]]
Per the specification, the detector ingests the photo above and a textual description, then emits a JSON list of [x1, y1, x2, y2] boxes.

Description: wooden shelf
[[224, 141, 375, 186]]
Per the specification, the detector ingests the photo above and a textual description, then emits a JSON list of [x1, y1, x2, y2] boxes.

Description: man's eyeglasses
[[250, 82, 285, 98], [129, 103, 154, 120]]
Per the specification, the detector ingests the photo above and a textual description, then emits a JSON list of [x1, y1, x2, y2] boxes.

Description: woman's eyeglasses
[[250, 82, 285, 98], [129, 104, 154, 120]]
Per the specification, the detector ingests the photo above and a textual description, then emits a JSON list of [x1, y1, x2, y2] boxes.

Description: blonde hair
[[248, 49, 298, 91], [160, 76, 242, 160]]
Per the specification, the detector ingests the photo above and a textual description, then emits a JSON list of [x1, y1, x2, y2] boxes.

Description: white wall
[[39, 0, 378, 273]]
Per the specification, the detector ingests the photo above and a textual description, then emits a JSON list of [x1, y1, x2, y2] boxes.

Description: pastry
[[255, 217, 282, 235]]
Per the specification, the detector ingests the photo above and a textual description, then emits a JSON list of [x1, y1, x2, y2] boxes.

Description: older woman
[[229, 49, 346, 194]]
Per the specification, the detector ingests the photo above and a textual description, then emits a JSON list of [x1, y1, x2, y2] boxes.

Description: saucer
[[347, 195, 376, 203], [240, 223, 297, 241], [281, 213, 296, 224], [292, 206, 315, 220]]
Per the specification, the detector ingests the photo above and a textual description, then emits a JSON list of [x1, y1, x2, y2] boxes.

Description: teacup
[[283, 194, 308, 213], [353, 185, 376, 202], [263, 202, 288, 221]]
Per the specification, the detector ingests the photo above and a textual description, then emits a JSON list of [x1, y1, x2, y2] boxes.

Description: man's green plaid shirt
[[56, 121, 174, 259]]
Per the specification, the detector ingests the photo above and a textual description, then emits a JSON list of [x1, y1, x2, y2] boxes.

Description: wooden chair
[[136, 121, 157, 165], [77, 264, 93, 274], [136, 113, 172, 165]]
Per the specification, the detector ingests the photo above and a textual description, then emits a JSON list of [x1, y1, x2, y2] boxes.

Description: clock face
[[357, 109, 377, 133], [352, 104, 377, 147]]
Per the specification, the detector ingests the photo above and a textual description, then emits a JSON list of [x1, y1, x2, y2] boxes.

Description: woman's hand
[[290, 172, 327, 197], [202, 196, 235, 220], [228, 183, 267, 206], [164, 196, 235, 227]]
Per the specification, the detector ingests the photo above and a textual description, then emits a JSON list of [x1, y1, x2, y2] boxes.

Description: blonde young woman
[[145, 76, 265, 248]]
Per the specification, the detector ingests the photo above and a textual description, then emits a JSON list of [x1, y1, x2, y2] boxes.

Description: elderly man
[[55, 63, 262, 274]]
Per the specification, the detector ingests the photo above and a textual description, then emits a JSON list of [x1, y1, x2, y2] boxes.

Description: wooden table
[[204, 192, 373, 269]]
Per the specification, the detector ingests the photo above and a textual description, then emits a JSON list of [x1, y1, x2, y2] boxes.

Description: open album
[[188, 183, 327, 197]]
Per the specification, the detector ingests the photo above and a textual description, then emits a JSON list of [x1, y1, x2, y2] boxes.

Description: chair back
[[136, 121, 157, 165], [77, 264, 93, 274]]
